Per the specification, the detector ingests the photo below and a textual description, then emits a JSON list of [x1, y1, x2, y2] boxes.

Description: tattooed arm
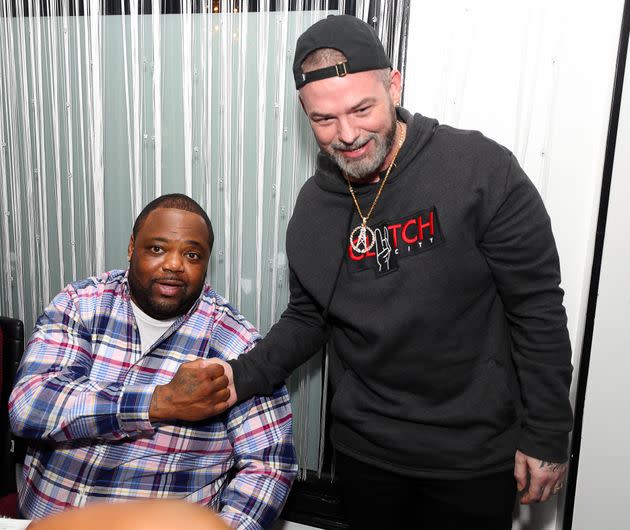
[[514, 449, 568, 504]]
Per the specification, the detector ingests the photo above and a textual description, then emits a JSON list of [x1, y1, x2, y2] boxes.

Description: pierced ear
[[389, 69, 402, 105]]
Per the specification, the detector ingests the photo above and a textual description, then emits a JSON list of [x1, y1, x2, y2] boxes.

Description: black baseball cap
[[293, 15, 392, 90]]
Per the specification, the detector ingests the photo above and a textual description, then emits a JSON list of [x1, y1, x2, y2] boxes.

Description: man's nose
[[163, 251, 184, 272], [337, 117, 360, 146]]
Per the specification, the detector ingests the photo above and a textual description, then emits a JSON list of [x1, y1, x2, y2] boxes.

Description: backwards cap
[[292, 15, 391, 90]]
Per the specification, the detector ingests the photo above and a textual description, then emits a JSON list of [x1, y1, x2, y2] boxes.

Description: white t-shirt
[[130, 300, 177, 354]]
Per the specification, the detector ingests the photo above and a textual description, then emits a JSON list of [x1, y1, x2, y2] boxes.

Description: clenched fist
[[149, 359, 233, 422]]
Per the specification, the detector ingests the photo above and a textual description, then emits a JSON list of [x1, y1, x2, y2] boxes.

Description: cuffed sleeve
[[118, 384, 157, 434]]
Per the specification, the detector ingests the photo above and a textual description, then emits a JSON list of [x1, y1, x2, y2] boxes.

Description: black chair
[[0, 316, 24, 517]]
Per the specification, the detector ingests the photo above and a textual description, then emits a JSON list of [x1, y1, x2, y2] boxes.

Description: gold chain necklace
[[345, 124, 405, 254]]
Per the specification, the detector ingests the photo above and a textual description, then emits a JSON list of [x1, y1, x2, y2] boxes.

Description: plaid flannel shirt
[[9, 269, 297, 529]]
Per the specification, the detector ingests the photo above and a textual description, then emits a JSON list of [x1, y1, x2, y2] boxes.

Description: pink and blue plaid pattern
[[9, 269, 297, 529]]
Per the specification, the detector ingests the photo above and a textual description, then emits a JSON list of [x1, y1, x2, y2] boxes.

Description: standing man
[[221, 15, 573, 529], [9, 194, 296, 529]]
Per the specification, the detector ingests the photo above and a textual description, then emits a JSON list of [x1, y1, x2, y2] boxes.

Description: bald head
[[27, 500, 231, 530]]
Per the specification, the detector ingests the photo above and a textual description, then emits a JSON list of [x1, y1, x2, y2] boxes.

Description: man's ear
[[127, 235, 135, 262], [389, 69, 402, 106]]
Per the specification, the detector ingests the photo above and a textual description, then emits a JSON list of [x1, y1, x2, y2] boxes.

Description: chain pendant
[[345, 122, 405, 256], [350, 220, 376, 254]]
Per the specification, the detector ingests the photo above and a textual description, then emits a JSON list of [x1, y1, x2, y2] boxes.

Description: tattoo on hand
[[173, 371, 200, 395], [539, 461, 567, 473]]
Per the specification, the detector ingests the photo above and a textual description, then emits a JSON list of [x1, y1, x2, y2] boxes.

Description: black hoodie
[[230, 109, 573, 479]]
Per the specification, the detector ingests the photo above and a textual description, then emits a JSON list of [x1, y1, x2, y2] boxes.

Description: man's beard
[[127, 260, 201, 320], [326, 108, 398, 182]]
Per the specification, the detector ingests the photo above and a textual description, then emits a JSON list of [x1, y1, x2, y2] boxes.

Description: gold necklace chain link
[[345, 122, 406, 229]]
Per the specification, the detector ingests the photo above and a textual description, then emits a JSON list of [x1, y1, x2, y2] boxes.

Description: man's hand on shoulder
[[514, 449, 568, 504], [149, 358, 237, 422]]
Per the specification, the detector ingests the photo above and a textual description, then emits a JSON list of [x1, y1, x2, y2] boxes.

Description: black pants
[[336, 451, 516, 530]]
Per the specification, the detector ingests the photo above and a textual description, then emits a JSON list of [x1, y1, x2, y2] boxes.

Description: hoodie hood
[[313, 108, 439, 195]]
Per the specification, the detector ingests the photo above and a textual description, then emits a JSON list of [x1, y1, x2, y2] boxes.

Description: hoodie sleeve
[[228, 267, 329, 401], [479, 153, 573, 463]]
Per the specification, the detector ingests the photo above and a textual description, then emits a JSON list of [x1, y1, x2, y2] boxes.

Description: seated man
[[9, 194, 297, 529]]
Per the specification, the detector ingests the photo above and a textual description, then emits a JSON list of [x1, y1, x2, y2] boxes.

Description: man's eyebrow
[[147, 236, 206, 248], [309, 97, 377, 119], [147, 237, 169, 244], [183, 239, 206, 249], [309, 110, 335, 120], [350, 97, 377, 111]]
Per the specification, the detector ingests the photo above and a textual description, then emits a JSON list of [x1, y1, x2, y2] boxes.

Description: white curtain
[[0, 0, 408, 478]]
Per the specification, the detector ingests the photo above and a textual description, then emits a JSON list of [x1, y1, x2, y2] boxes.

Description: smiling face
[[127, 207, 211, 320], [299, 68, 402, 182]]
